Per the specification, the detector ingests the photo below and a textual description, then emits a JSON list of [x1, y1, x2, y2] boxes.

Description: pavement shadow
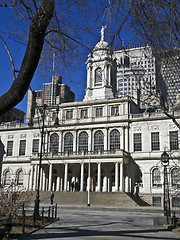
[[23, 226, 178, 239]]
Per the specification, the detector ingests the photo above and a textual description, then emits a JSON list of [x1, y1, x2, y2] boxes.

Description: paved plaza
[[23, 206, 180, 240]]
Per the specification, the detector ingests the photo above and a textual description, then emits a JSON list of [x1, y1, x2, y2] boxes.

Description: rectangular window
[[134, 133, 142, 151], [32, 139, 39, 153], [7, 141, 13, 156], [152, 197, 161, 207], [66, 110, 73, 120], [96, 107, 103, 117], [111, 106, 119, 116], [151, 132, 160, 151], [80, 109, 88, 119], [172, 197, 180, 208], [170, 131, 178, 150], [19, 140, 26, 156]]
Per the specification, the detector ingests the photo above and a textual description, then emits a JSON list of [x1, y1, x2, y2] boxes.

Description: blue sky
[[0, 1, 137, 119]]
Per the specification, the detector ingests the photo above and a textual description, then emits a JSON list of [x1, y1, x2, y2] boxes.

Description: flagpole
[[87, 155, 90, 207]]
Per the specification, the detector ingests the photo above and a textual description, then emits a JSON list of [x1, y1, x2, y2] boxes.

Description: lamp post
[[87, 155, 90, 207], [34, 105, 59, 217], [161, 151, 171, 224], [34, 105, 46, 217]]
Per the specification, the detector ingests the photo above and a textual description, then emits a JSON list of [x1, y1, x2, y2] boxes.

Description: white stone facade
[[0, 28, 179, 207]]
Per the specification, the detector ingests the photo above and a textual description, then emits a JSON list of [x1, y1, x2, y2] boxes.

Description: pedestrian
[[71, 181, 74, 192], [50, 191, 54, 205], [135, 183, 139, 197]]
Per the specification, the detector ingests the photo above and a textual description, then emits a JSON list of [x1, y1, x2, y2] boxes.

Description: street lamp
[[34, 105, 59, 217], [161, 151, 171, 224]]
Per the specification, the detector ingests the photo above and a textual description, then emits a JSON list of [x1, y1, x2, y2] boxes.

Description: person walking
[[71, 181, 74, 192], [50, 191, 54, 205]]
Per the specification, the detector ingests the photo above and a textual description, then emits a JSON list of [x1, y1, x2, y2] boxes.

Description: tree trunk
[[0, 0, 55, 116]]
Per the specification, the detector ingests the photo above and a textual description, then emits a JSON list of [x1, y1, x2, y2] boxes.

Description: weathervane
[[100, 26, 107, 41]]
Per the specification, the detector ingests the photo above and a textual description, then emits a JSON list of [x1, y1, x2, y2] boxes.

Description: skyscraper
[[26, 75, 75, 123], [114, 45, 156, 98]]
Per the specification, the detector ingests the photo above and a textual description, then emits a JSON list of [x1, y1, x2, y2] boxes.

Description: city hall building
[[0, 28, 179, 206]]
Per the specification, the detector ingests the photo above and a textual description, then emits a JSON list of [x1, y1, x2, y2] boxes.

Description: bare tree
[[0, 0, 179, 117]]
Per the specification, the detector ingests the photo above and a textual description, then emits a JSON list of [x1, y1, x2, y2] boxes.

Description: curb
[[18, 218, 59, 240]]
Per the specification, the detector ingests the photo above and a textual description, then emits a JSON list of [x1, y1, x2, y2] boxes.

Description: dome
[[94, 40, 110, 51]]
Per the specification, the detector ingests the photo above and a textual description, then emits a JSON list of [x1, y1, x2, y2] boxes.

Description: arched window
[[17, 170, 24, 186], [110, 129, 120, 150], [94, 130, 104, 152], [64, 132, 73, 153], [4, 171, 11, 186], [50, 133, 59, 155], [79, 131, 88, 152], [171, 168, 180, 187], [95, 68, 102, 84], [152, 168, 161, 187]]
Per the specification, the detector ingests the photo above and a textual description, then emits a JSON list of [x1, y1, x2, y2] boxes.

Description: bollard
[[22, 203, 25, 215], [48, 206, 50, 220], [22, 203, 25, 234], [22, 210, 25, 234], [172, 212, 177, 227], [33, 212, 36, 228], [52, 205, 54, 219], [55, 203, 57, 219], [41, 207, 44, 225], [4, 213, 12, 240]]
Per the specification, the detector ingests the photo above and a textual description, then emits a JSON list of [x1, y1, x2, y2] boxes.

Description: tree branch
[[0, 35, 16, 81], [0, 0, 55, 116]]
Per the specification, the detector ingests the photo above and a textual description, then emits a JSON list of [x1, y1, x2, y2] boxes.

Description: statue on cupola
[[84, 26, 117, 101]]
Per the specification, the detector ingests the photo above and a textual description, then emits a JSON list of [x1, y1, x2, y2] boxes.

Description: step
[[29, 191, 141, 207]]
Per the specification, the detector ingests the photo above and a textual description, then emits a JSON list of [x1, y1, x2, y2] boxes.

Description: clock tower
[[84, 26, 116, 101]]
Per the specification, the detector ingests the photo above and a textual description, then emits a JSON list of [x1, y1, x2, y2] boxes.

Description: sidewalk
[[22, 206, 180, 240], [27, 203, 163, 213]]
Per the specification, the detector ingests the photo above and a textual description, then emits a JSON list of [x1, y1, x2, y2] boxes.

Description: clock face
[[95, 68, 102, 84]]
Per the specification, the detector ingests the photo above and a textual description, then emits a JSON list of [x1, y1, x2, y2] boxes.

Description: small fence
[[171, 196, 180, 218], [0, 203, 58, 240]]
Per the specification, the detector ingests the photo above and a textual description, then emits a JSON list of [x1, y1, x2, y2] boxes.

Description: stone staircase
[[32, 191, 149, 207]]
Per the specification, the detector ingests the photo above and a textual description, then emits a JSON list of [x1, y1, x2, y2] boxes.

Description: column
[[60, 178, 63, 191], [122, 126, 125, 150], [44, 131, 49, 153], [74, 130, 77, 153], [48, 164, 52, 191], [97, 162, 101, 192], [119, 162, 124, 191], [56, 177, 60, 191], [104, 128, 108, 151], [104, 65, 107, 86], [108, 65, 111, 85], [29, 165, 34, 191], [40, 168, 43, 191], [33, 165, 38, 190], [80, 163, 84, 191], [125, 176, 129, 192], [89, 129, 93, 152], [120, 127, 124, 150], [59, 131, 63, 154], [103, 176, 108, 192], [42, 172, 46, 191], [125, 127, 129, 152], [86, 64, 91, 89], [107, 178, 110, 192], [115, 162, 119, 192], [64, 163, 68, 191]]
